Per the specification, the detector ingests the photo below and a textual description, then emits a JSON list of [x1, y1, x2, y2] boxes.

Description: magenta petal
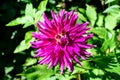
[[64, 13, 69, 25], [53, 57, 59, 66], [77, 43, 92, 49], [73, 55, 82, 66], [38, 56, 50, 64], [85, 34, 93, 40], [45, 58, 51, 65], [43, 13, 53, 28], [34, 52, 44, 57], [67, 46, 74, 56], [79, 54, 87, 60], [59, 9, 65, 19], [60, 55, 65, 74], [68, 10, 74, 16], [75, 37, 85, 42], [73, 44, 80, 54], [48, 62, 53, 69], [64, 54, 73, 72], [69, 14, 78, 27], [51, 11, 57, 22], [82, 51, 91, 56]]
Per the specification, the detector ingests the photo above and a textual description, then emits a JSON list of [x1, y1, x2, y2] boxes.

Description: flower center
[[55, 33, 69, 46]]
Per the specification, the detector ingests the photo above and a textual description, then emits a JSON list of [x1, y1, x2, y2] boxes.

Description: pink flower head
[[31, 9, 94, 74]]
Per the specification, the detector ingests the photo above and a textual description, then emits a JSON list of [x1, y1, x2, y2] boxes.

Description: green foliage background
[[0, 0, 120, 80]]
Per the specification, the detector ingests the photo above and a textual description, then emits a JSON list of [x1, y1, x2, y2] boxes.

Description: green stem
[[77, 73, 81, 80]]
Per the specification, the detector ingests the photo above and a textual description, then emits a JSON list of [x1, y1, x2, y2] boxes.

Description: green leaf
[[23, 21, 34, 28], [72, 66, 86, 74], [14, 31, 34, 53], [22, 65, 54, 80], [25, 3, 36, 17], [91, 27, 108, 39], [6, 3, 35, 27], [105, 0, 115, 4], [96, 14, 104, 27], [116, 12, 120, 22], [101, 39, 110, 52], [78, 12, 87, 22], [55, 74, 68, 80], [93, 56, 115, 69], [6, 1, 47, 27], [5, 66, 14, 74], [35, 11, 44, 22], [105, 63, 120, 75], [6, 16, 33, 27], [72, 61, 90, 75], [38, 0, 48, 11], [34, 0, 48, 23], [105, 14, 117, 30], [23, 58, 37, 66], [14, 40, 26, 53], [86, 4, 97, 26], [20, 0, 31, 3], [103, 5, 120, 14], [82, 61, 91, 69], [24, 31, 34, 49], [22, 16, 34, 28], [54, 73, 76, 80], [90, 77, 102, 80], [78, 8, 86, 14], [101, 31, 116, 52], [6, 18, 22, 26], [92, 69, 104, 76]]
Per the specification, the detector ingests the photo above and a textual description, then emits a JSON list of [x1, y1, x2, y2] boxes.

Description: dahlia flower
[[31, 9, 94, 74]]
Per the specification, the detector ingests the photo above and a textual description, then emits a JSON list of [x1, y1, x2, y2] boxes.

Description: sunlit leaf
[[23, 22, 34, 28], [35, 11, 44, 22], [86, 4, 97, 26], [23, 58, 37, 66], [14, 31, 34, 53], [96, 14, 104, 27], [72, 66, 86, 75], [78, 12, 87, 22], [103, 5, 120, 14], [78, 8, 86, 14], [25, 3, 36, 17], [6, 17, 21, 26], [90, 77, 102, 80], [101, 31, 116, 52], [34, 0, 48, 23], [38, 0, 48, 11], [22, 16, 34, 28], [22, 65, 54, 80], [24, 31, 34, 49], [5, 66, 14, 74], [105, 0, 115, 4], [82, 61, 91, 69], [14, 40, 26, 53], [91, 27, 108, 39], [92, 69, 104, 76], [6, 16, 33, 27], [105, 14, 117, 30], [6, 3, 35, 27]]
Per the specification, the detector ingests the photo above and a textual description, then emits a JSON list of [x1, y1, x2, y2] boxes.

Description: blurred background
[[0, 0, 120, 80]]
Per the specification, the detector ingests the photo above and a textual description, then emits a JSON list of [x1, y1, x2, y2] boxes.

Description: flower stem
[[77, 73, 81, 80]]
